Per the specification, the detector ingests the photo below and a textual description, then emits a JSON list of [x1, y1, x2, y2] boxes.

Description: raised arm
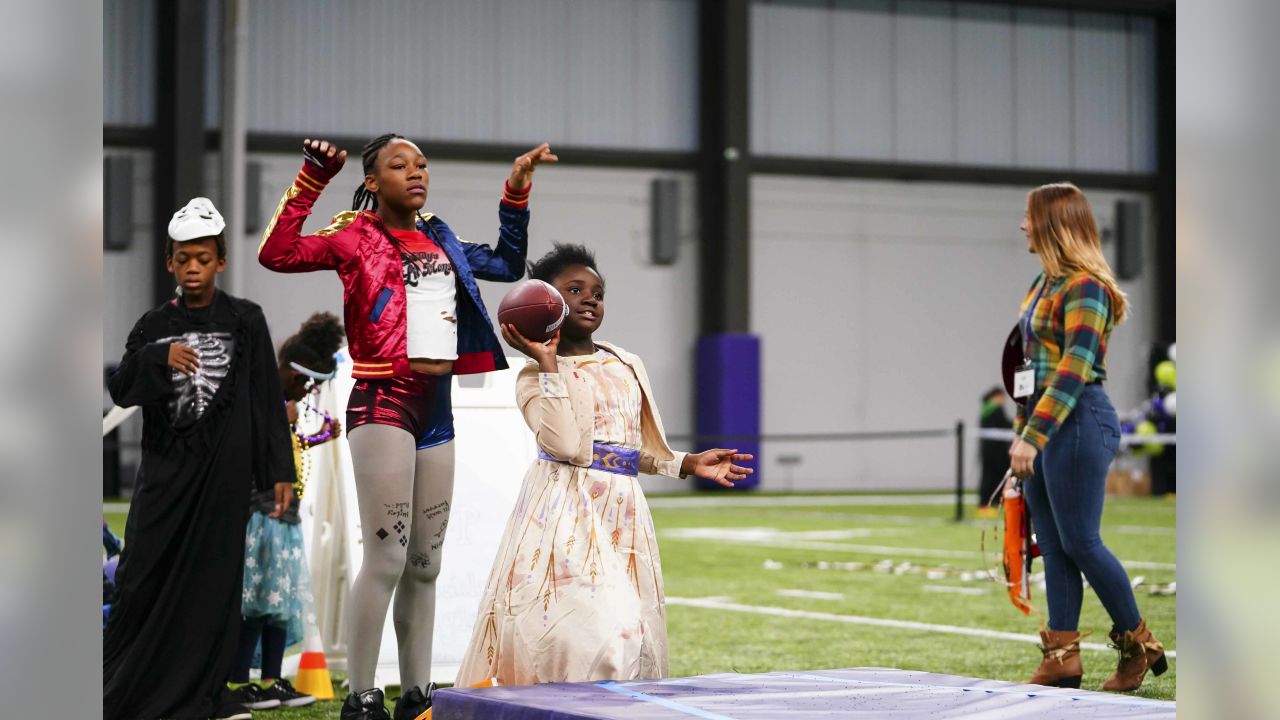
[[258, 139, 351, 273], [464, 144, 558, 282], [505, 325, 584, 460]]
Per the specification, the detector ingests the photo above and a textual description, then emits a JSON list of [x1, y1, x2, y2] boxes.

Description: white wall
[[750, 176, 1155, 491]]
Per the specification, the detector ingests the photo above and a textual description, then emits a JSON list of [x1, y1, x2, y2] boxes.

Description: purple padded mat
[[433, 667, 1176, 719]]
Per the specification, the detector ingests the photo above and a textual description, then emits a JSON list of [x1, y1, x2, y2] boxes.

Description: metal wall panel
[[495, 0, 569, 145], [433, 0, 502, 142], [954, 3, 1013, 165], [1128, 17, 1157, 173], [566, 0, 636, 146], [1072, 13, 1130, 171], [756, 0, 833, 156], [204, 0, 222, 129], [232, 0, 696, 150], [635, 0, 699, 149], [830, 0, 894, 160], [892, 0, 954, 163], [749, 1, 770, 154], [1012, 7, 1072, 168], [103, 0, 156, 126], [752, 0, 1157, 175]]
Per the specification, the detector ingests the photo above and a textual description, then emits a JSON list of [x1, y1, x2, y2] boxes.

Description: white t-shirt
[[392, 229, 458, 360]]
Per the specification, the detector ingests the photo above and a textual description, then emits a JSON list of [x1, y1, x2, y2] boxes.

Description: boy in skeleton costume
[[104, 198, 295, 720]]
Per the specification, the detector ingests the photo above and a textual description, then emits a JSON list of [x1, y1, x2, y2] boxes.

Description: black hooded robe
[[104, 292, 294, 720]]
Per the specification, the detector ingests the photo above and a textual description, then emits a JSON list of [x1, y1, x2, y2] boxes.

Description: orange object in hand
[[1002, 474, 1037, 616]]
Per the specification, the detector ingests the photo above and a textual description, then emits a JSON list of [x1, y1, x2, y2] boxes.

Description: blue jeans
[[1023, 384, 1141, 633]]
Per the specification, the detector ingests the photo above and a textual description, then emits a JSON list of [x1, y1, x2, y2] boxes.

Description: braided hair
[[351, 132, 406, 212], [279, 312, 345, 376]]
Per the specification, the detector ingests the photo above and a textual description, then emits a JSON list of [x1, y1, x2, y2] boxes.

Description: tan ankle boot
[[1029, 629, 1087, 688], [1102, 619, 1168, 692]]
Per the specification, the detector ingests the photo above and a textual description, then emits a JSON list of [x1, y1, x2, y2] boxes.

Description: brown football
[[497, 279, 568, 343]]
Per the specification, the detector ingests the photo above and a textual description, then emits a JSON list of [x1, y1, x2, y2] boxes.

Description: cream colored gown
[[454, 348, 670, 686]]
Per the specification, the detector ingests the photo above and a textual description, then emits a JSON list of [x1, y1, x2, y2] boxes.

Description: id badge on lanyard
[[1013, 361, 1035, 400], [1015, 277, 1049, 400]]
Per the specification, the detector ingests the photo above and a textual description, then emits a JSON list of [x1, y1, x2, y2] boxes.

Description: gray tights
[[345, 424, 454, 694]]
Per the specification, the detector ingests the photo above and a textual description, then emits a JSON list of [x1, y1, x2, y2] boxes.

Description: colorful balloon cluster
[[1120, 343, 1175, 457]]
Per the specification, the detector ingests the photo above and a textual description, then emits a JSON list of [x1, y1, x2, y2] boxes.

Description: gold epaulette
[[316, 210, 361, 237]]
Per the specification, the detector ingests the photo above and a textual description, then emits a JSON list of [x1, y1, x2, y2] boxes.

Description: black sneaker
[[392, 683, 437, 720], [341, 688, 391, 720], [226, 683, 281, 711], [258, 678, 317, 708], [210, 695, 253, 720]]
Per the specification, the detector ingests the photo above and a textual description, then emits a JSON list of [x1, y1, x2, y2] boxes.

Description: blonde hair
[[1026, 182, 1129, 324]]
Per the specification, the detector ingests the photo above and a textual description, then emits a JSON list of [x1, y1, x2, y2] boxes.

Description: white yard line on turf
[[104, 503, 130, 514], [666, 597, 1177, 659], [661, 528, 1176, 571], [762, 510, 1175, 536], [649, 494, 971, 508], [778, 589, 845, 600], [665, 527, 908, 541], [1116, 559, 1177, 570], [1111, 525, 1177, 535], [922, 585, 990, 596]]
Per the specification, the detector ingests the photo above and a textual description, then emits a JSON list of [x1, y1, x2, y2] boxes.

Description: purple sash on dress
[[538, 442, 641, 477]]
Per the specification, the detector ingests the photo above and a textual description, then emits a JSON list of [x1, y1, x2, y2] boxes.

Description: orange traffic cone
[[292, 622, 335, 700]]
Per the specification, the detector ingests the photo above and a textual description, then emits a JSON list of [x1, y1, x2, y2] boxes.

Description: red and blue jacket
[[258, 163, 529, 378]]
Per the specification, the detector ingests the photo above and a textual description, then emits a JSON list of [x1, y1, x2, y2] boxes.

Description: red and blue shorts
[[346, 372, 454, 450]]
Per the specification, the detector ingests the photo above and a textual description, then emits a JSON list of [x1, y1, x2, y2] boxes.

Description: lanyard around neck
[[1021, 276, 1050, 360]]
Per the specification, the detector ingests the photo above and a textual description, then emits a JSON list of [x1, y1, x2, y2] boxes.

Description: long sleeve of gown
[[108, 316, 174, 408], [515, 364, 584, 461], [248, 310, 296, 492]]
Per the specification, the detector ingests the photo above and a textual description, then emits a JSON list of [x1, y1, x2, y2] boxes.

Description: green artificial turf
[[102, 492, 1176, 716]]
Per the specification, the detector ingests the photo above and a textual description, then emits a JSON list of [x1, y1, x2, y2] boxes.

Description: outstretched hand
[[500, 323, 560, 372], [684, 449, 754, 487], [302, 138, 347, 182], [508, 143, 558, 190]]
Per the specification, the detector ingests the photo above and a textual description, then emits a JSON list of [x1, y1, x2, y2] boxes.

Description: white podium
[[294, 353, 534, 688]]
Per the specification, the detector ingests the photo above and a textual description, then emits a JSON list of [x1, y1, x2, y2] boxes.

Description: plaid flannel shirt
[[1013, 272, 1114, 449]]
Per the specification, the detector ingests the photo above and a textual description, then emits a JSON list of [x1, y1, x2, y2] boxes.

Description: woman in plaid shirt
[[1009, 183, 1167, 693]]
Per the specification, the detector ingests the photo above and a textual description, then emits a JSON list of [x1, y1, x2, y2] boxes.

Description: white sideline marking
[[661, 527, 1176, 571], [664, 527, 905, 541], [667, 596, 1176, 659], [649, 494, 973, 509], [1115, 560, 1177, 570], [761, 509, 1175, 536], [1112, 525, 1177, 536], [923, 585, 989, 596], [777, 589, 845, 601]]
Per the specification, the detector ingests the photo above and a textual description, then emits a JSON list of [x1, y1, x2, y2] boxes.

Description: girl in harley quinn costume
[[259, 135, 556, 720]]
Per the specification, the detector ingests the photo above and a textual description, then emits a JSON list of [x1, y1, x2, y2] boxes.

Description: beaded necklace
[[288, 393, 333, 499]]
